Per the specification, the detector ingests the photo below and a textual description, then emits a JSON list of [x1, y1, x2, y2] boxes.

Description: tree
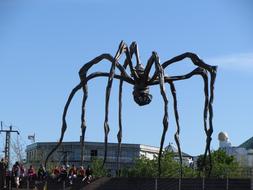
[[90, 158, 108, 177], [128, 155, 158, 177], [127, 151, 197, 178], [196, 149, 240, 178]]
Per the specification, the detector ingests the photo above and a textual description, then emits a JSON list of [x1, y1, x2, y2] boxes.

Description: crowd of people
[[51, 164, 93, 185], [0, 158, 93, 189]]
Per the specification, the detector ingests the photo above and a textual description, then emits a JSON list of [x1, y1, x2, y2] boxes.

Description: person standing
[[58, 165, 67, 182], [0, 158, 7, 189], [68, 164, 77, 185], [37, 164, 47, 181], [85, 165, 92, 183], [12, 161, 21, 189], [78, 166, 85, 180]]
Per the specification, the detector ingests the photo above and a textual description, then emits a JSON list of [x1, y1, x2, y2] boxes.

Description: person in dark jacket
[[12, 161, 21, 188], [58, 165, 67, 182], [84, 165, 92, 183], [0, 158, 7, 188], [37, 164, 47, 181]]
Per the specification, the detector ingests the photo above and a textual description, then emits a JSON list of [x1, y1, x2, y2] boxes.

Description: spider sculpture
[[45, 41, 217, 177]]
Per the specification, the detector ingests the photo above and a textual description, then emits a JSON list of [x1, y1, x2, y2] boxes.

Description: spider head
[[133, 86, 152, 106]]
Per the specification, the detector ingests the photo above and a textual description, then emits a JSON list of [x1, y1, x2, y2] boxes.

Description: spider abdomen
[[133, 85, 152, 106]]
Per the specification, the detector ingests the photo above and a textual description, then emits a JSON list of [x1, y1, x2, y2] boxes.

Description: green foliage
[[196, 149, 241, 178], [88, 149, 243, 179], [128, 155, 158, 177], [126, 151, 197, 178], [159, 152, 180, 177], [90, 158, 108, 177]]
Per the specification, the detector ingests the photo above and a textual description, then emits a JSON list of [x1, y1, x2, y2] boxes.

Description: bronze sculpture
[[45, 41, 217, 177]]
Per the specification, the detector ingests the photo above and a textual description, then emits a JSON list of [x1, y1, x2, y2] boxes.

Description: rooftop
[[26, 141, 159, 151], [239, 136, 253, 150]]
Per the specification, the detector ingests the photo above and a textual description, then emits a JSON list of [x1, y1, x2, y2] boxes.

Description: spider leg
[[45, 83, 83, 168], [196, 69, 213, 176], [151, 52, 169, 178], [150, 67, 214, 176], [168, 81, 183, 179], [86, 72, 134, 84], [159, 53, 217, 176], [165, 68, 212, 175], [116, 41, 140, 176], [80, 83, 88, 167], [206, 67, 216, 177], [170, 68, 211, 175], [149, 52, 217, 83], [145, 52, 183, 178], [116, 60, 129, 176], [102, 41, 135, 167], [83, 70, 134, 176], [117, 76, 124, 176], [80, 71, 133, 167], [78, 50, 134, 167], [129, 42, 142, 68], [144, 51, 158, 81]]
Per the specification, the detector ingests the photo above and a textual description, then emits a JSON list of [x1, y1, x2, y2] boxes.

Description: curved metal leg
[[206, 68, 217, 176], [80, 82, 88, 166], [45, 83, 83, 168], [103, 41, 132, 167], [152, 52, 169, 177], [117, 79, 123, 176], [169, 81, 183, 179], [159, 53, 217, 176]]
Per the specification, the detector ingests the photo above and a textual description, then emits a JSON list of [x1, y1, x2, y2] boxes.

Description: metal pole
[[226, 176, 229, 190], [202, 176, 205, 190], [10, 179, 12, 190], [5, 130, 11, 170], [154, 178, 157, 190], [0, 123, 20, 171], [179, 178, 181, 190], [63, 180, 65, 190], [27, 179, 29, 190], [251, 168, 253, 190]]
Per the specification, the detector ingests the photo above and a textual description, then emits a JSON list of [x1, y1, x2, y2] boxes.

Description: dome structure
[[218, 131, 229, 142], [165, 142, 178, 152]]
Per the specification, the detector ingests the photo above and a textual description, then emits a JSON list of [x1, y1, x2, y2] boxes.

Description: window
[[90, 150, 98, 158]]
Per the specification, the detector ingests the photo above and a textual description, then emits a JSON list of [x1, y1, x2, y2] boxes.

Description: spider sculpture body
[[45, 41, 217, 177]]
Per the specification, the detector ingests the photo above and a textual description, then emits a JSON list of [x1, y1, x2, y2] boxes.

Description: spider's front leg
[[116, 41, 143, 175], [78, 45, 134, 167], [145, 52, 184, 178], [45, 41, 136, 170], [102, 41, 138, 167], [45, 83, 83, 168]]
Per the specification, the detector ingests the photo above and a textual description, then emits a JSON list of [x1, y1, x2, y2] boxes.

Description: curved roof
[[165, 143, 192, 157]]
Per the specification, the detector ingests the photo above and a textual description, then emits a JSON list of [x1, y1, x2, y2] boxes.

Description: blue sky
[[0, 0, 253, 157]]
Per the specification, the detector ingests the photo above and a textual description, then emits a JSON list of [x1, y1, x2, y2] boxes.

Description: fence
[[1, 176, 252, 190], [93, 177, 252, 190]]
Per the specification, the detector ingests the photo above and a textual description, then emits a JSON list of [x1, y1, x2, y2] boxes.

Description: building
[[26, 141, 160, 175], [26, 141, 194, 175], [165, 143, 194, 167], [218, 132, 253, 168]]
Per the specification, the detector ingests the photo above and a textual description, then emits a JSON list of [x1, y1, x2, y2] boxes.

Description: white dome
[[218, 132, 229, 141]]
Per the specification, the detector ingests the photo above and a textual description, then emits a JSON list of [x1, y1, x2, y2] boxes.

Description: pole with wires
[[0, 121, 20, 170]]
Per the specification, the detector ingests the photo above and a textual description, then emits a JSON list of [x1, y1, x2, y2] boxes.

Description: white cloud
[[207, 52, 253, 72]]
